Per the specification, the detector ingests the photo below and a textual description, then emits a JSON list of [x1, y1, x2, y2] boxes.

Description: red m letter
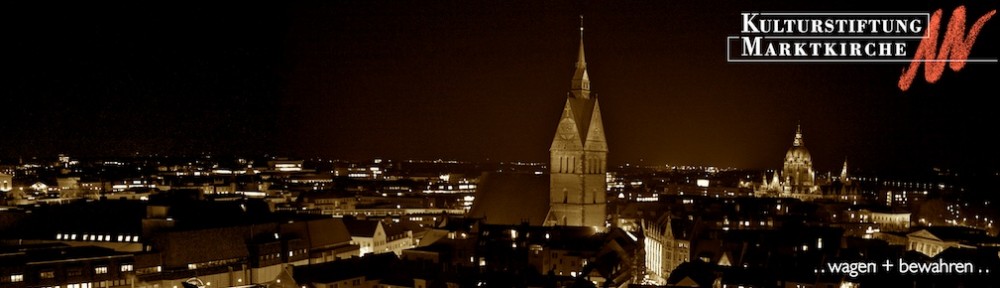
[[898, 6, 995, 91]]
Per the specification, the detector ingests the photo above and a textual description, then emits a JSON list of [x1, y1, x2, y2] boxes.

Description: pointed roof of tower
[[557, 15, 603, 147], [792, 124, 804, 147], [571, 15, 591, 98], [840, 158, 849, 179]]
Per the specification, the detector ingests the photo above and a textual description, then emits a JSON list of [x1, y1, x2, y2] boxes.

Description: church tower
[[840, 159, 850, 183], [545, 17, 608, 229]]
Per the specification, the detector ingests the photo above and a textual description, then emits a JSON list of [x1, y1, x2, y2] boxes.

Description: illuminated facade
[[0, 173, 11, 192], [641, 215, 689, 285], [345, 220, 414, 256], [906, 229, 969, 257], [545, 25, 608, 229]]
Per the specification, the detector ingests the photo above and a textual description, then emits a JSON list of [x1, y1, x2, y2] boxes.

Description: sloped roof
[[305, 218, 352, 247], [151, 226, 250, 267], [642, 213, 694, 240], [5, 200, 146, 238], [567, 96, 598, 143], [292, 253, 400, 284], [666, 260, 718, 287], [344, 219, 379, 238], [922, 226, 998, 244], [383, 222, 410, 238], [0, 244, 129, 265], [468, 173, 549, 226]]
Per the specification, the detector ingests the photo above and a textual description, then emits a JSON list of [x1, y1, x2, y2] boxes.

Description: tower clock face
[[559, 124, 575, 139]]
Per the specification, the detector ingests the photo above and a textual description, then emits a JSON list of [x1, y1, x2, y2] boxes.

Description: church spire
[[792, 124, 803, 147], [571, 15, 591, 98], [577, 15, 585, 66], [840, 158, 849, 181]]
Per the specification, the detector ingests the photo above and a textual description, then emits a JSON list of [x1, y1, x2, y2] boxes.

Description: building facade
[[0, 245, 133, 288], [641, 215, 690, 285], [131, 218, 358, 288], [344, 220, 414, 256]]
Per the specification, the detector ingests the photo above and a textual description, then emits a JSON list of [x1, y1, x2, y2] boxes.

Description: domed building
[[755, 125, 820, 197], [782, 125, 816, 194]]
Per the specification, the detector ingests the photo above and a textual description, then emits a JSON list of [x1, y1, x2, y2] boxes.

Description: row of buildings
[[0, 201, 422, 288]]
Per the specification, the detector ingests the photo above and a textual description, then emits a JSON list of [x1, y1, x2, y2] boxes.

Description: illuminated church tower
[[545, 18, 608, 228], [840, 159, 850, 184]]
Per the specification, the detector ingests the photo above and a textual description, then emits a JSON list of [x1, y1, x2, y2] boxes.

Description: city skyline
[[3, 1, 998, 173], [3, 2, 998, 286]]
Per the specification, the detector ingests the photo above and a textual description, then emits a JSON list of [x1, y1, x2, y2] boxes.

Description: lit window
[[10, 274, 23, 282], [95, 266, 108, 274], [40, 271, 55, 279], [121, 264, 134, 272]]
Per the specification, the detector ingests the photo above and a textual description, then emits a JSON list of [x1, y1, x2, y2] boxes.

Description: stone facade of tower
[[544, 33, 607, 229]]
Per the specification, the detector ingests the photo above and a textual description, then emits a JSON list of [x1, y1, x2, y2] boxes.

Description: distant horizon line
[[0, 153, 992, 176]]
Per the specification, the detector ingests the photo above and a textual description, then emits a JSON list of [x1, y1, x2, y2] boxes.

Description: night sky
[[2, 1, 997, 174]]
